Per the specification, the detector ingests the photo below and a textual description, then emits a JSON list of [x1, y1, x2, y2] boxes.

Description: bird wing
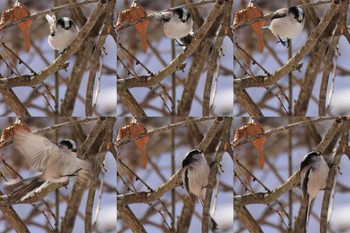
[[183, 169, 190, 193], [156, 11, 172, 22], [271, 8, 288, 20], [14, 129, 59, 171], [301, 168, 310, 199], [182, 169, 200, 204]]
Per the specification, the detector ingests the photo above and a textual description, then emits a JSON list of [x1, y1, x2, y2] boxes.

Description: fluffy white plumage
[[182, 149, 218, 231], [299, 151, 329, 231], [269, 6, 305, 46], [9, 129, 90, 202], [182, 149, 210, 203], [46, 14, 79, 51], [160, 8, 193, 39]]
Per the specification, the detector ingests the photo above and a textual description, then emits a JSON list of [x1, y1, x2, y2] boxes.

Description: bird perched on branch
[[156, 8, 194, 46], [269, 6, 305, 47], [45, 14, 79, 51], [182, 149, 218, 232], [299, 151, 329, 232], [8, 128, 90, 202]]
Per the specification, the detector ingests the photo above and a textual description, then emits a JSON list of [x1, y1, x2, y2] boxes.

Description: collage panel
[[233, 117, 350, 232], [116, 117, 234, 232], [0, 1, 117, 117], [233, 1, 349, 117], [0, 117, 117, 232], [117, 1, 234, 117], [5, 0, 350, 232]]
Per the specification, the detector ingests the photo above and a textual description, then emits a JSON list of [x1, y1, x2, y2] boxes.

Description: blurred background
[[117, 0, 234, 116], [0, 117, 117, 233], [117, 117, 234, 232], [233, 117, 350, 232], [233, 0, 350, 116], [0, 1, 117, 116]]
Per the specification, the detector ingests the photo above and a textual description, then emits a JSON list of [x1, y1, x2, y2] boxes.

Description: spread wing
[[14, 129, 58, 171]]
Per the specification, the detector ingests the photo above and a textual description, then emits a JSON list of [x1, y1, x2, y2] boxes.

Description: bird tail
[[199, 197, 219, 232], [210, 216, 218, 232], [179, 33, 194, 47], [9, 176, 46, 202], [303, 196, 310, 233], [6, 174, 41, 190]]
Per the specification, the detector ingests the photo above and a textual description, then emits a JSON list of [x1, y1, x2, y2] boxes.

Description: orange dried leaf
[[234, 122, 266, 168], [0, 3, 32, 51], [0, 123, 30, 148], [116, 125, 127, 145], [233, 9, 247, 30], [0, 126, 14, 148], [13, 4, 32, 51], [232, 2, 265, 52], [246, 122, 266, 168], [246, 3, 265, 52], [117, 123, 149, 168], [116, 2, 149, 52], [116, 10, 127, 30], [0, 11, 12, 28]]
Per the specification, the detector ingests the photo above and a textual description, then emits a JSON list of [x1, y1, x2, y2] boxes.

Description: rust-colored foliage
[[117, 123, 149, 168], [233, 1, 265, 52], [117, 2, 149, 52], [234, 122, 266, 168], [0, 123, 30, 148], [0, 3, 32, 51]]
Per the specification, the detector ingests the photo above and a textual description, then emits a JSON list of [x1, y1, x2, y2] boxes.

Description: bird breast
[[269, 15, 304, 39]]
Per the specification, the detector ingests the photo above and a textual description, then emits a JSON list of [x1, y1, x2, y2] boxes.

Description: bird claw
[[276, 36, 289, 48], [175, 39, 186, 47], [61, 168, 82, 178], [72, 168, 82, 176]]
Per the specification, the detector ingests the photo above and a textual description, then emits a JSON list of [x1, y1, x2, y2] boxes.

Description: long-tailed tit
[[8, 129, 91, 202], [269, 6, 305, 47], [157, 8, 194, 46], [299, 151, 329, 231], [182, 149, 218, 231], [45, 14, 79, 51]]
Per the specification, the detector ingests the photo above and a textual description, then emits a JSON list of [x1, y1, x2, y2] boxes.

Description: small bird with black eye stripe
[[299, 151, 329, 233], [182, 149, 218, 232], [45, 14, 79, 51], [7, 128, 90, 202], [269, 6, 305, 47], [157, 8, 194, 46]]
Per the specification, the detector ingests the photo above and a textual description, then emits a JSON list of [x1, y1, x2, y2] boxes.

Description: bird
[[182, 149, 218, 231], [269, 6, 305, 47], [157, 8, 194, 46], [45, 14, 79, 51], [299, 151, 329, 232], [8, 129, 91, 202]]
